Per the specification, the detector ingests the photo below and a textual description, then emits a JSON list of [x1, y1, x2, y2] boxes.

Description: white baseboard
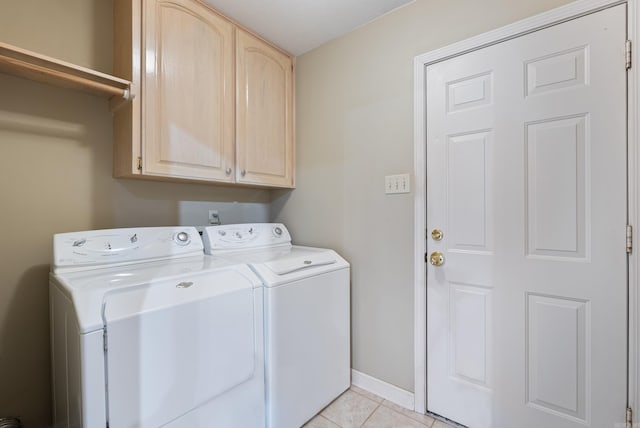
[[351, 369, 415, 411]]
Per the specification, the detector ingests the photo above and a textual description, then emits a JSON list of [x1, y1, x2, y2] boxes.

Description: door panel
[[448, 131, 492, 250], [426, 5, 627, 428], [525, 115, 588, 259], [526, 294, 588, 421], [450, 283, 492, 388], [143, 0, 234, 181], [236, 29, 294, 187]]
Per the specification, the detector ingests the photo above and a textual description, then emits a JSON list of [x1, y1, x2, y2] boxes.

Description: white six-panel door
[[426, 5, 627, 427]]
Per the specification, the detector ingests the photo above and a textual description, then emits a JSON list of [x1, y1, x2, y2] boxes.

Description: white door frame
[[413, 0, 640, 417]]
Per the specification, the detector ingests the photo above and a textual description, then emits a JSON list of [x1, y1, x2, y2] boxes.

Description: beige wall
[[0, 1, 269, 426], [272, 0, 574, 392]]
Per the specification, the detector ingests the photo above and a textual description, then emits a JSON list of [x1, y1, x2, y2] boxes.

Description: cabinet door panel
[[144, 0, 234, 181], [236, 30, 294, 187]]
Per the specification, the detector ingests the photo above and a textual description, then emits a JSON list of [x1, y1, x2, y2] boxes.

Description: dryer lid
[[52, 260, 261, 334], [102, 268, 255, 324], [103, 268, 258, 428]]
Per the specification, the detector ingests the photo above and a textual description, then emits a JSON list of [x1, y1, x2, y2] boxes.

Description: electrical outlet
[[385, 174, 410, 194], [208, 210, 221, 225]]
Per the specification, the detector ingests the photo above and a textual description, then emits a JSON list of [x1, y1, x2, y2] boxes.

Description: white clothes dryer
[[50, 226, 265, 428], [200, 223, 351, 428]]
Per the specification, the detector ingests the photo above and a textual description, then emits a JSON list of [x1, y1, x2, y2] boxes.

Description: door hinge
[[627, 225, 633, 254], [424, 252, 428, 263], [103, 329, 108, 353], [626, 40, 632, 70], [627, 406, 632, 428], [137, 156, 142, 171]]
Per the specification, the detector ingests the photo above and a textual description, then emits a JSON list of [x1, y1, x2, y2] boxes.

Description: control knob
[[175, 231, 190, 246]]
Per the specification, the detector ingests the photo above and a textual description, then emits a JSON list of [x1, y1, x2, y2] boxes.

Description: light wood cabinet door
[[143, 0, 235, 182], [236, 29, 294, 188]]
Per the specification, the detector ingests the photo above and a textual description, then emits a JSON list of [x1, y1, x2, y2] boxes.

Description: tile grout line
[[316, 387, 452, 428], [379, 398, 434, 427], [357, 401, 382, 428], [320, 411, 343, 428], [346, 387, 382, 428], [351, 386, 435, 427], [315, 414, 333, 427], [349, 386, 382, 403]]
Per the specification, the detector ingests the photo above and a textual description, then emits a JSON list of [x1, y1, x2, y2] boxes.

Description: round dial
[[175, 231, 190, 246]]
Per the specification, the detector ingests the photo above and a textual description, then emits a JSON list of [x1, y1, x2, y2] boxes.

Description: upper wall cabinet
[[236, 30, 294, 188], [113, 0, 295, 188], [143, 0, 235, 182]]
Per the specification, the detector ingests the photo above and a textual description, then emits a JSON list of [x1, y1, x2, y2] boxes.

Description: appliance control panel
[[200, 223, 292, 252], [53, 227, 203, 272]]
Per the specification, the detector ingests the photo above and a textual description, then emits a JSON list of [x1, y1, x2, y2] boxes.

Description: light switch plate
[[385, 174, 410, 194]]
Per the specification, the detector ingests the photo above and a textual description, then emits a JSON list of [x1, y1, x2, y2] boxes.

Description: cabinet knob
[[225, 167, 232, 175], [241, 169, 246, 177]]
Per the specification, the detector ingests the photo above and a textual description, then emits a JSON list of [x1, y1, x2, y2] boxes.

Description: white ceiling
[[203, 0, 415, 56]]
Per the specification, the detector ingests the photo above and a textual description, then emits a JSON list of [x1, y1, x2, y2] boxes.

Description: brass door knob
[[429, 251, 445, 267]]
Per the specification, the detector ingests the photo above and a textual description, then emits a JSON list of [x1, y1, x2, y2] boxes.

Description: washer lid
[[249, 246, 349, 286], [263, 252, 337, 275]]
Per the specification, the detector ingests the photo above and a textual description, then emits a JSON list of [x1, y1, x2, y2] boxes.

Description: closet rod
[[0, 42, 132, 100]]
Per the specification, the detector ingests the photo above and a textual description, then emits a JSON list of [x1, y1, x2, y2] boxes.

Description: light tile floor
[[303, 386, 457, 428]]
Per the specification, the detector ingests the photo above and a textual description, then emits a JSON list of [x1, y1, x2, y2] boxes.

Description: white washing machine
[[200, 223, 350, 428], [49, 226, 265, 428]]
